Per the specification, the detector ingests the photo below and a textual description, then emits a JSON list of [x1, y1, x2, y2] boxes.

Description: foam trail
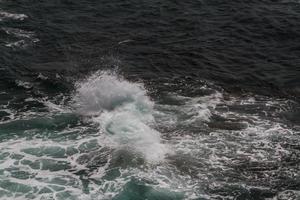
[[73, 71, 168, 162], [0, 11, 27, 21]]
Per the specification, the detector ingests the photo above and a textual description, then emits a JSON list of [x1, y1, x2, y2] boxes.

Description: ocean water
[[0, 0, 300, 199]]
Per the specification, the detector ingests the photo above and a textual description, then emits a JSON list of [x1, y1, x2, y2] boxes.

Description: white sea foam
[[0, 11, 27, 21], [37, 73, 48, 80], [0, 137, 106, 200], [0, 71, 298, 199], [3, 28, 34, 38], [3, 27, 39, 48], [180, 92, 222, 122], [73, 71, 169, 162], [15, 80, 33, 89], [154, 91, 223, 130]]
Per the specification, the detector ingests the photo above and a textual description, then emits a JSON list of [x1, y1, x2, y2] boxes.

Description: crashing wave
[[73, 71, 169, 162]]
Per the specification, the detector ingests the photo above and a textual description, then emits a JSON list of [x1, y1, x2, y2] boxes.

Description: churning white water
[[0, 69, 298, 199], [73, 71, 169, 162]]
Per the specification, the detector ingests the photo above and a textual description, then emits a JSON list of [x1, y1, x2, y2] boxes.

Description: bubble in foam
[[73, 70, 169, 162]]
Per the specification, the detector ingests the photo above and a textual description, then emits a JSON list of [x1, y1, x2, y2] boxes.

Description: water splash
[[73, 71, 169, 162]]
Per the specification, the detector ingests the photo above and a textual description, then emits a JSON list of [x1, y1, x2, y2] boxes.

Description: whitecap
[[73, 71, 169, 163], [3, 28, 34, 38], [0, 11, 27, 21], [15, 80, 33, 89]]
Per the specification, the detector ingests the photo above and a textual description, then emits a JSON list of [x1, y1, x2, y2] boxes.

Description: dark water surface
[[0, 0, 300, 199]]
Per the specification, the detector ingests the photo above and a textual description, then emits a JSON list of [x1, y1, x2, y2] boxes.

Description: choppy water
[[0, 0, 300, 199]]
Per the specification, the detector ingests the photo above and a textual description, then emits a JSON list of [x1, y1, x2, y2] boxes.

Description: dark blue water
[[0, 0, 300, 199]]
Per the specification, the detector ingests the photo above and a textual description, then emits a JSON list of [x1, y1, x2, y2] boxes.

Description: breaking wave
[[0, 69, 299, 199], [73, 71, 169, 162]]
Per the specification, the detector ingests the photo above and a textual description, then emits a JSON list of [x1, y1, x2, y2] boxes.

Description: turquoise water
[[0, 70, 299, 199]]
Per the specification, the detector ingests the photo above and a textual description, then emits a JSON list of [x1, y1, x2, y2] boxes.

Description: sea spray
[[73, 71, 169, 162]]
